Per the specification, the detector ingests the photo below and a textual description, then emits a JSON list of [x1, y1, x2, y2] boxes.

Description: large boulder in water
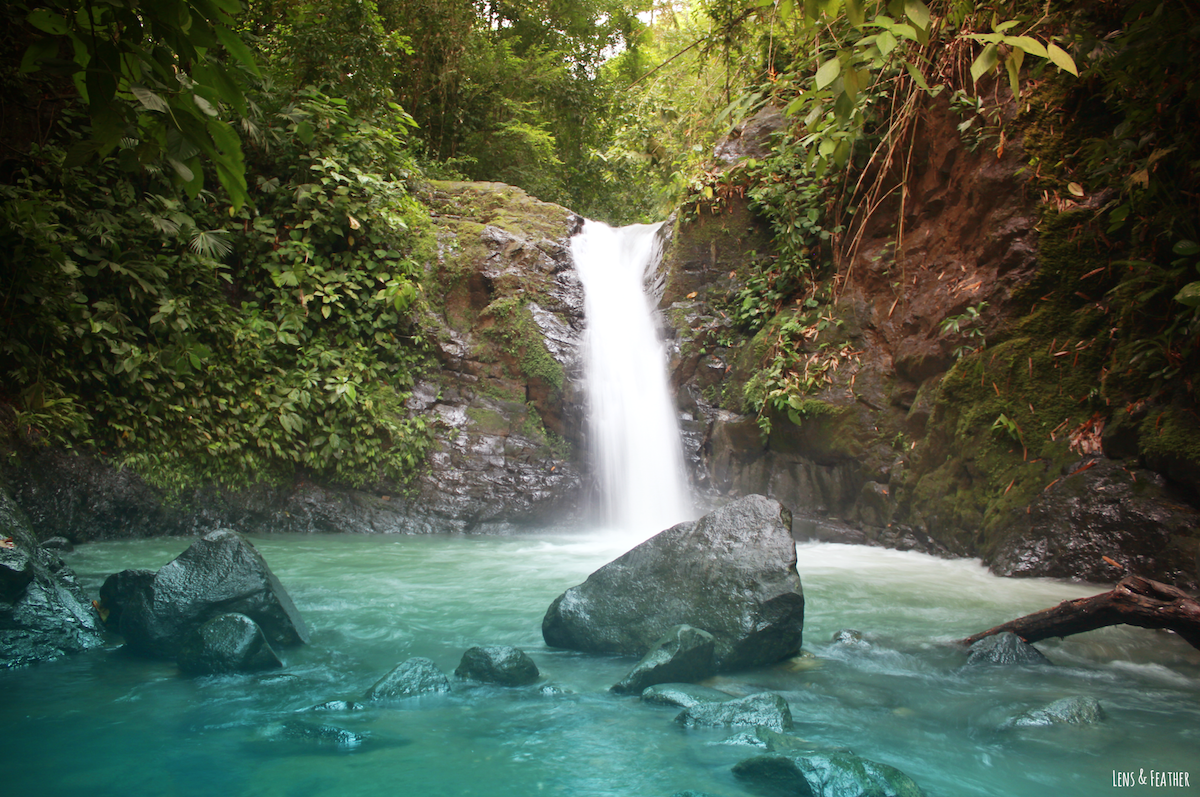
[[102, 529, 308, 658], [0, 488, 105, 668], [176, 612, 283, 675], [542, 495, 804, 671]]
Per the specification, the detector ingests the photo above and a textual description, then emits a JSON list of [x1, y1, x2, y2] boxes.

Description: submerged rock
[[965, 632, 1052, 666], [676, 692, 793, 732], [542, 495, 804, 671], [176, 612, 283, 675], [455, 645, 539, 686], [365, 657, 452, 699], [1003, 696, 1106, 728], [611, 624, 716, 694], [101, 529, 309, 659], [0, 489, 105, 668], [641, 683, 735, 709], [307, 700, 367, 712], [754, 727, 855, 757], [276, 720, 366, 750], [732, 752, 924, 797], [830, 629, 870, 649], [39, 536, 74, 552]]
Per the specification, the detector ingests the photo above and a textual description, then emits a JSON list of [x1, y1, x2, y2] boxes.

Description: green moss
[[1140, 405, 1200, 463], [479, 296, 564, 395], [466, 407, 511, 436], [427, 180, 574, 243]]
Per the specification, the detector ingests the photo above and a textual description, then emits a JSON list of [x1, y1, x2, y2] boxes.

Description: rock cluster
[[99, 529, 309, 664], [0, 489, 105, 668]]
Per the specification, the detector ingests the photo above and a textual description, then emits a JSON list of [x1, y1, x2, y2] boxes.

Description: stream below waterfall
[[2, 531, 1197, 797]]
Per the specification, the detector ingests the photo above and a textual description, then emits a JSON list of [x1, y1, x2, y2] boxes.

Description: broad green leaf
[[995, 20, 1020, 32], [815, 58, 841, 90], [27, 8, 69, 35], [833, 139, 851, 169], [834, 90, 854, 121], [845, 0, 865, 27], [843, 66, 860, 98], [779, 0, 795, 21], [905, 0, 931, 31], [904, 60, 930, 91], [168, 157, 195, 182], [1175, 282, 1200, 307], [877, 30, 897, 55], [1046, 42, 1079, 76], [970, 43, 1000, 83], [20, 37, 59, 73], [1007, 36, 1047, 59], [1173, 240, 1200, 256], [193, 94, 219, 116], [818, 0, 842, 17], [131, 85, 169, 112], [214, 26, 261, 77], [1005, 47, 1024, 96]]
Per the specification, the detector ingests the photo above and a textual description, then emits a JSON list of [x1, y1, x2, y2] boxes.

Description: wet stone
[[455, 645, 539, 686], [966, 632, 1052, 666], [611, 624, 716, 694], [675, 692, 793, 732], [641, 683, 735, 709], [307, 700, 367, 712], [1003, 696, 1106, 728], [176, 612, 283, 676], [733, 752, 924, 797], [365, 657, 452, 700]]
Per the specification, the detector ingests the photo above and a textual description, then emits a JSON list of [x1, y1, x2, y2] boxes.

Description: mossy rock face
[[3, 181, 590, 541], [988, 458, 1200, 588]]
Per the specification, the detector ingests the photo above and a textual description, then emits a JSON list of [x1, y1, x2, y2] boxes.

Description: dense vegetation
[[1, 0, 1196, 494]]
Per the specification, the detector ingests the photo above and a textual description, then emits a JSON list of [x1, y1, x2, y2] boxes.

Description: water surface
[[2, 533, 1197, 797]]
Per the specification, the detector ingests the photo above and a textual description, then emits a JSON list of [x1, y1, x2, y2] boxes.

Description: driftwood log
[[962, 576, 1200, 651]]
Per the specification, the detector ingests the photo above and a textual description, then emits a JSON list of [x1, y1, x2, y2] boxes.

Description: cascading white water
[[572, 220, 692, 536]]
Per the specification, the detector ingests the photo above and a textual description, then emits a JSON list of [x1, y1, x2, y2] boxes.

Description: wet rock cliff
[[657, 103, 1200, 590], [5, 181, 590, 539]]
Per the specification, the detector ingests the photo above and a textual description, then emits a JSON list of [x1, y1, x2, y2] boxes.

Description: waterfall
[[572, 219, 692, 536]]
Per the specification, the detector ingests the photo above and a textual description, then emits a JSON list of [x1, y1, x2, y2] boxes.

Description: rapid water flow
[[572, 220, 692, 535], [3, 536, 1198, 797]]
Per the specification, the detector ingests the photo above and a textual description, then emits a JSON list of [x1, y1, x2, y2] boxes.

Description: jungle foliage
[[670, 0, 1197, 432], [1, 0, 1195, 492]]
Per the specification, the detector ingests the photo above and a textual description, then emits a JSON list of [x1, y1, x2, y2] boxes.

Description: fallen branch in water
[[962, 575, 1200, 651]]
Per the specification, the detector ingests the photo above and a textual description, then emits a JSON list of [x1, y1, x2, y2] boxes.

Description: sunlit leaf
[[905, 0, 931, 31], [970, 43, 1000, 83], [1007, 36, 1047, 59], [815, 58, 841, 90], [1175, 282, 1200, 307], [1046, 42, 1079, 76]]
